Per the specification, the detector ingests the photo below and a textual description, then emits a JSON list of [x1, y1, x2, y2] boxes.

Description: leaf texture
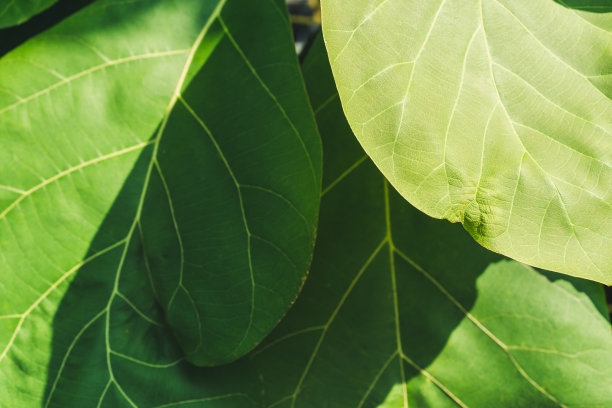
[[321, 0, 612, 283], [247, 35, 612, 408], [0, 0, 320, 405]]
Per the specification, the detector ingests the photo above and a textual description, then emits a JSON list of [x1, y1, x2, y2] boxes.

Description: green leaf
[[249, 35, 612, 407], [139, 0, 321, 366], [0, 0, 320, 404], [321, 0, 612, 283], [555, 0, 612, 12], [0, 0, 61, 28]]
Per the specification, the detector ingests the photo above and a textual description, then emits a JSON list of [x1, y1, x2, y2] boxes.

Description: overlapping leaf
[[247, 35, 612, 408], [138, 0, 321, 366], [0, 0, 60, 28], [321, 0, 612, 282], [0, 0, 320, 405]]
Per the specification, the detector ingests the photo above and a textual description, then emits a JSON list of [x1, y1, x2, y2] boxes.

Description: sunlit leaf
[[322, 0, 612, 283]]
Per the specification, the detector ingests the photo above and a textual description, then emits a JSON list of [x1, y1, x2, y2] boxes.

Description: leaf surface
[[0, 0, 320, 405], [321, 0, 612, 282], [0, 0, 60, 28], [138, 0, 321, 366], [248, 35, 612, 408]]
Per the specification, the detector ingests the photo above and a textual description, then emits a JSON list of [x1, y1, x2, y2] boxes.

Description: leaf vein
[[0, 50, 191, 115]]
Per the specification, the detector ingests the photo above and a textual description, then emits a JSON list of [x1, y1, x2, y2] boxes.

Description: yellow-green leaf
[[322, 0, 612, 283]]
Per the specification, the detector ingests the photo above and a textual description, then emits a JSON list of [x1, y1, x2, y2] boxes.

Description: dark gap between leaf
[[0, 0, 97, 57]]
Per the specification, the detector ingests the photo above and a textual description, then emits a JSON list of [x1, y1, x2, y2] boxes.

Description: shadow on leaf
[[42, 146, 258, 407]]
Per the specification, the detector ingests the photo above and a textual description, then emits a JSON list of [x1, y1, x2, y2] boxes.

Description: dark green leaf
[[139, 0, 321, 367], [0, 0, 61, 28], [248, 35, 612, 408], [555, 0, 612, 12]]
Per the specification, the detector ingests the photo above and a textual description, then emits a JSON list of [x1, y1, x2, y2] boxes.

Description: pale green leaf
[[321, 0, 612, 283]]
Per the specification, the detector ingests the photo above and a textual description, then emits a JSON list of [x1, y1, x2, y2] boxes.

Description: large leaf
[[321, 0, 612, 283], [248, 35, 612, 407], [138, 0, 321, 366], [0, 0, 320, 405], [0, 0, 61, 28]]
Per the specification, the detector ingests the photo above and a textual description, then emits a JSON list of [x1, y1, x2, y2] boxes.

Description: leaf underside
[[322, 0, 612, 283]]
